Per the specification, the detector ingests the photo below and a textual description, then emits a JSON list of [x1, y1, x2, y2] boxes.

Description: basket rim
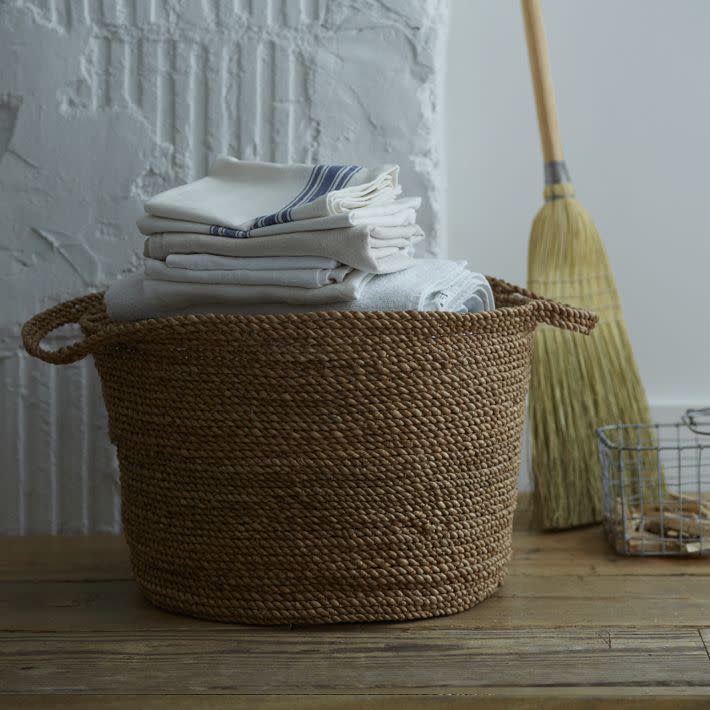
[[22, 276, 598, 365], [84, 275, 591, 328], [596, 422, 710, 452]]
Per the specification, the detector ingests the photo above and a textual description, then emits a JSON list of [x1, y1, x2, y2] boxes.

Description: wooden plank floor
[[2, 508, 710, 708]]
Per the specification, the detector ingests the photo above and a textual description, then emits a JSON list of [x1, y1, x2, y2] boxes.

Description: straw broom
[[521, 0, 653, 529]]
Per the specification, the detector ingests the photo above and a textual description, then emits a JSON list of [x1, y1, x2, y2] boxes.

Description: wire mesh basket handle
[[682, 408, 710, 436]]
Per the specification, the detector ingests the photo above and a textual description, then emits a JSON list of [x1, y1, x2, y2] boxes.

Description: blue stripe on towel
[[209, 225, 248, 238], [253, 165, 322, 229], [285, 165, 361, 222], [209, 163, 362, 239], [256, 164, 362, 229]]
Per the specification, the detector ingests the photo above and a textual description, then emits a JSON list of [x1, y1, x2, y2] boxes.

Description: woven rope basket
[[23, 278, 596, 624]]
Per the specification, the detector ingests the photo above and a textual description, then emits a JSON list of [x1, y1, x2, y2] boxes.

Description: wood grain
[[3, 515, 710, 704], [4, 578, 710, 632], [5, 694, 710, 709], [0, 536, 132, 582], [4, 526, 709, 583], [521, 0, 565, 162], [2, 629, 709, 694]]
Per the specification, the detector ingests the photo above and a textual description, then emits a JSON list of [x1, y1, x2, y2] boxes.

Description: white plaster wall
[[1, 0, 448, 534], [446, 0, 710, 490]]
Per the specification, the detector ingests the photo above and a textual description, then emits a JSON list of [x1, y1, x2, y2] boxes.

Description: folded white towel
[[138, 198, 420, 239], [144, 225, 425, 273], [193, 261, 495, 315], [105, 270, 374, 322], [145, 259, 351, 288], [165, 255, 340, 271], [143, 156, 400, 233], [104, 261, 494, 321], [338, 260, 494, 313]]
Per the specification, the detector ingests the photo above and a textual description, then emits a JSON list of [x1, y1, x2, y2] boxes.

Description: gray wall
[[1, 0, 448, 534], [447, 0, 710, 490], [447, 0, 710, 408]]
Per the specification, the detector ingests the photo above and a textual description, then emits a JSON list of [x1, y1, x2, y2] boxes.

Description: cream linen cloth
[[191, 261, 495, 315], [104, 261, 494, 321], [144, 225, 424, 273], [143, 157, 400, 234], [105, 270, 373, 322], [144, 258, 351, 288], [165, 255, 340, 270], [138, 198, 420, 239]]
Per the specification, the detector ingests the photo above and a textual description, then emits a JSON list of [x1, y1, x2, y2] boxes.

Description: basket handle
[[682, 408, 710, 436], [22, 292, 113, 364], [528, 298, 598, 334], [488, 276, 598, 334], [24, 280, 598, 365]]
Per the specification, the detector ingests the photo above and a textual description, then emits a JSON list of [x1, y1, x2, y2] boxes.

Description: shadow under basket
[[22, 278, 596, 625]]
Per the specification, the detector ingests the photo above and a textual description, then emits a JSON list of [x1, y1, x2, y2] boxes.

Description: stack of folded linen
[[107, 259, 495, 319], [105, 157, 494, 321]]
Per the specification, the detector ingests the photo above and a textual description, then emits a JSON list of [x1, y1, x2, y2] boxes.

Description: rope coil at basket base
[[22, 278, 596, 624]]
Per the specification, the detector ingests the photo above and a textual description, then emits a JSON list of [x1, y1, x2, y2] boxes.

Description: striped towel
[[142, 224, 425, 273], [143, 156, 400, 237], [138, 198, 420, 240]]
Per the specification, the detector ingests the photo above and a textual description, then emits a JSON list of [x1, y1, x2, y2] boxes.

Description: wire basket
[[597, 408, 710, 556]]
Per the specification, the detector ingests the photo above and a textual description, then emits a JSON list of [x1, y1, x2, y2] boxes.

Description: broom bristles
[[528, 182, 652, 530]]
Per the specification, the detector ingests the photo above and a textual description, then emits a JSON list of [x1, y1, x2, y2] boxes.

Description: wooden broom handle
[[521, 0, 564, 163]]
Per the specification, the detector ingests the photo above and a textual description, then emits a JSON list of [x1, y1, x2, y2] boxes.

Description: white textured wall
[[1, 0, 448, 534], [447, 0, 710, 490]]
